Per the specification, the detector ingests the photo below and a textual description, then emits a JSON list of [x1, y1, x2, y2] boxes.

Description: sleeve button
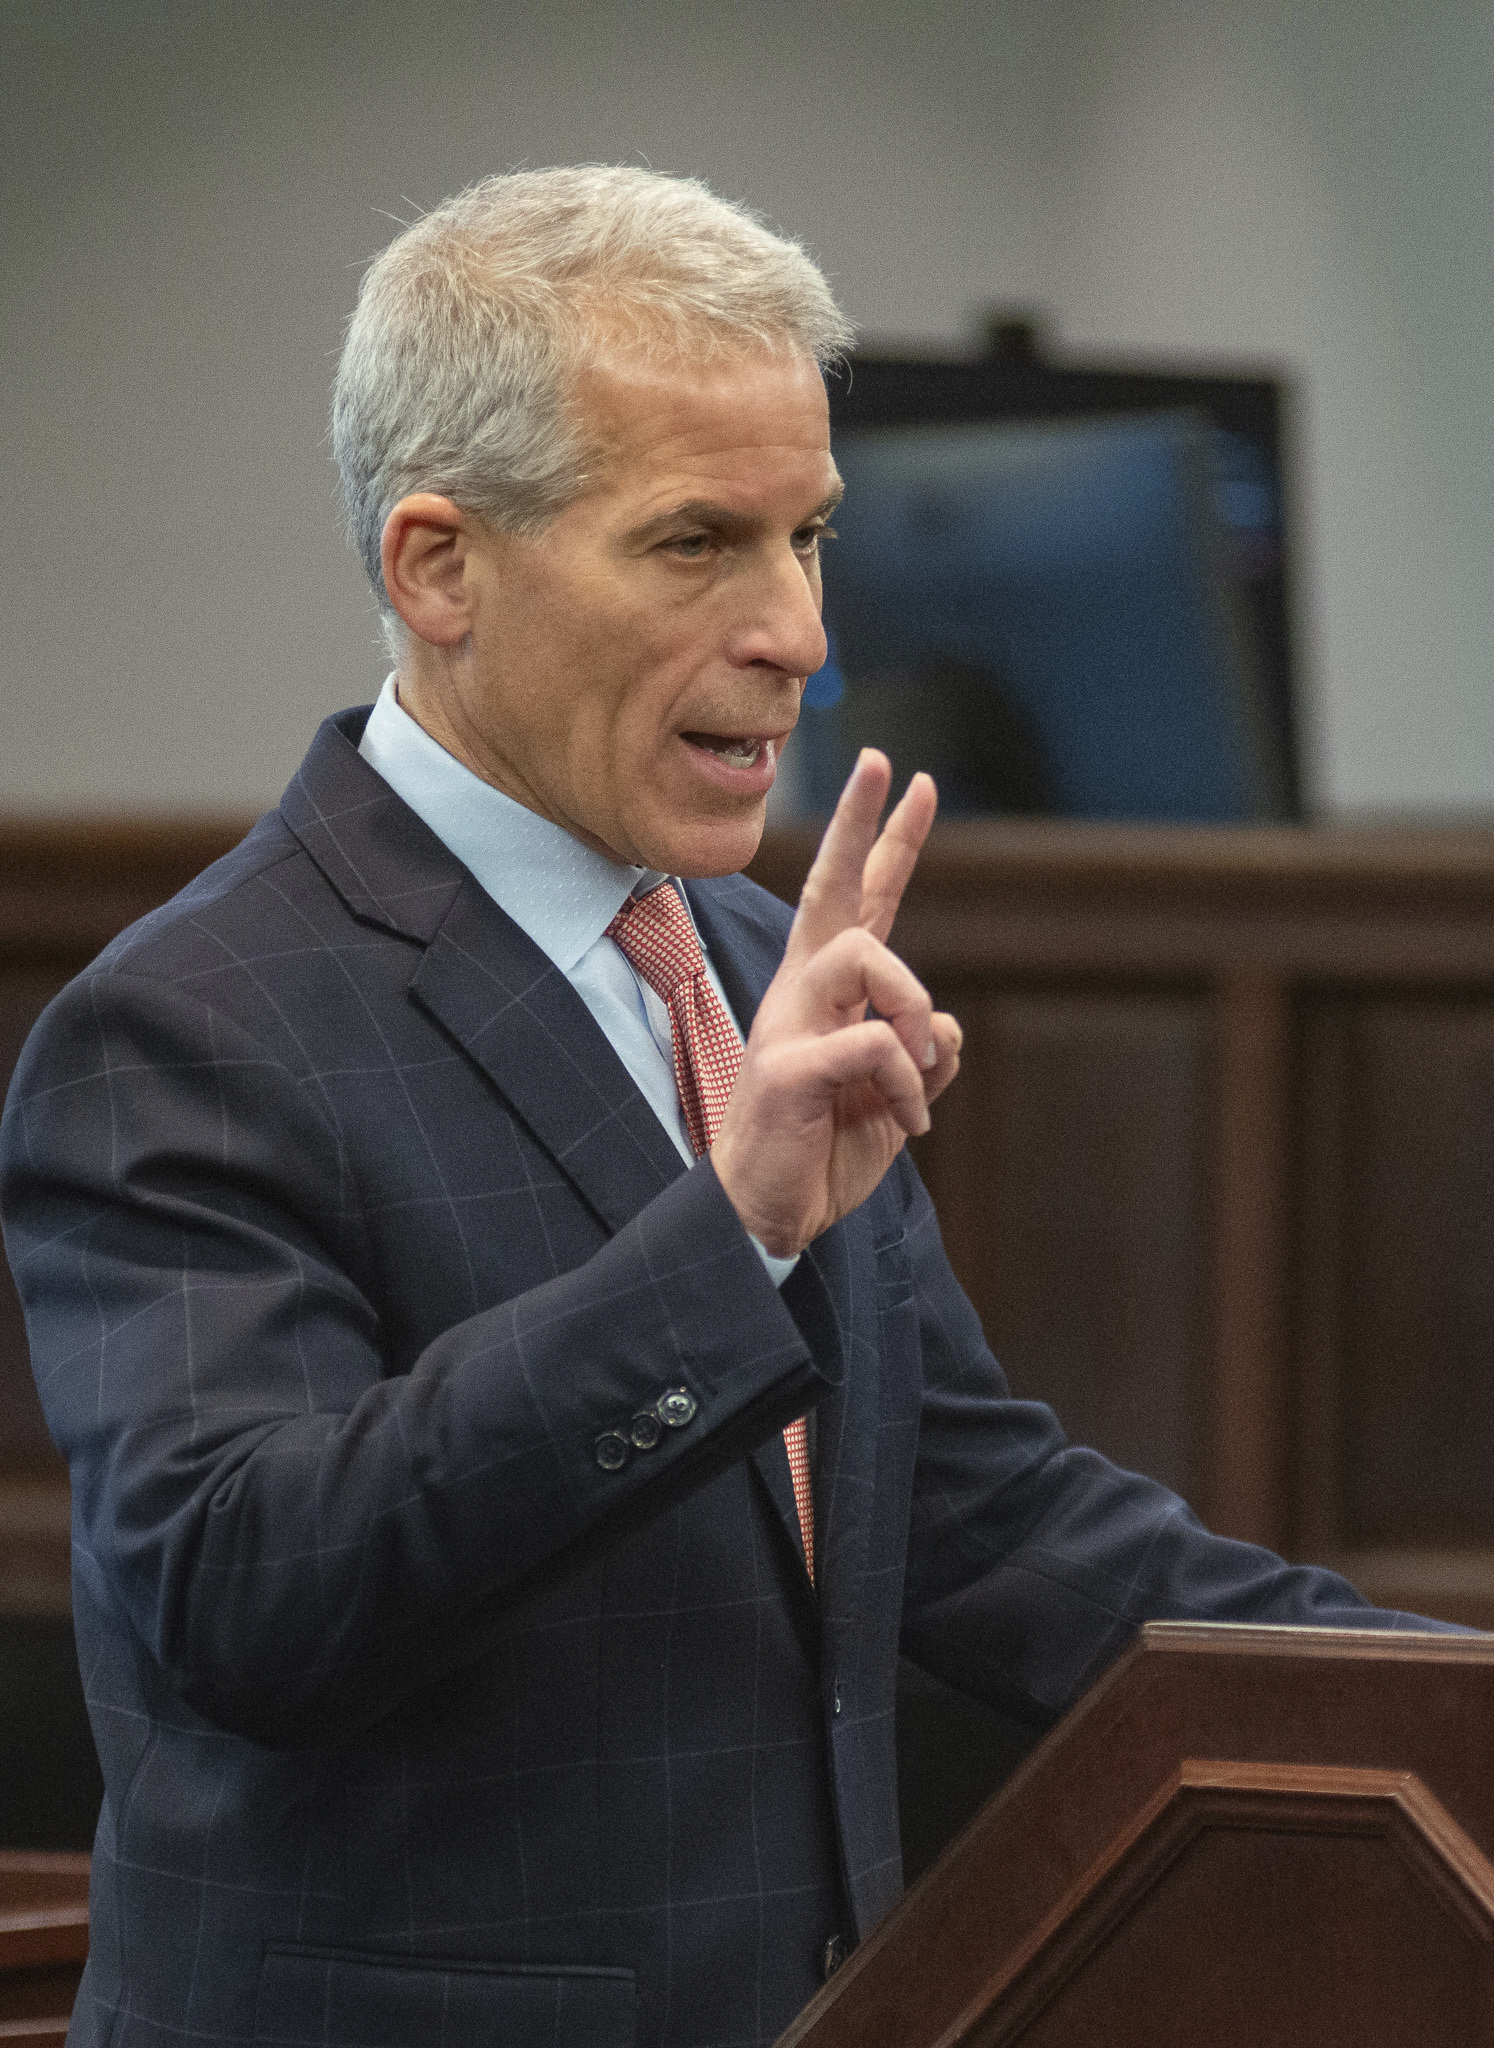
[[657, 1386, 697, 1429], [629, 1410, 664, 1451], [594, 1431, 631, 1472]]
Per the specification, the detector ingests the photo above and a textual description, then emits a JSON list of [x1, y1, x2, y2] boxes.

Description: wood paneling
[[916, 990, 1208, 1501], [751, 818, 1494, 1627], [0, 978, 76, 1478], [1294, 995, 1494, 1616], [0, 1851, 88, 2028], [6, 815, 1494, 1633], [0, 819, 252, 1611], [1338, 1001, 1494, 1545]]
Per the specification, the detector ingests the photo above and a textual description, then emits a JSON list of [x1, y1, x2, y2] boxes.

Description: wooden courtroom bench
[[0, 1851, 89, 2038]]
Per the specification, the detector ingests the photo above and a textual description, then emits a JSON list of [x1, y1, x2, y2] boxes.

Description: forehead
[[572, 347, 838, 514]]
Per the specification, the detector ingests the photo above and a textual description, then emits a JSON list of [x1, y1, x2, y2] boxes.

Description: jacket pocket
[[255, 1944, 637, 2047], [873, 1225, 914, 1311]]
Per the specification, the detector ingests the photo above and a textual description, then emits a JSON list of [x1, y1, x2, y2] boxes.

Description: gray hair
[[331, 166, 854, 625]]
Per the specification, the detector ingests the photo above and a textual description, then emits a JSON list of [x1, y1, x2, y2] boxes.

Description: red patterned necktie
[[606, 882, 815, 1582]]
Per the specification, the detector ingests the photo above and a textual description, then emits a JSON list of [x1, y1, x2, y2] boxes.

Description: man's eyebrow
[[625, 485, 845, 548]]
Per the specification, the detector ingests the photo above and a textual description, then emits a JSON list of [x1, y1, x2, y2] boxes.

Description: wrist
[[710, 1139, 804, 1260]]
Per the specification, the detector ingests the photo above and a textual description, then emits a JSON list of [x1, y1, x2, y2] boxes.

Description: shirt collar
[[357, 675, 661, 974]]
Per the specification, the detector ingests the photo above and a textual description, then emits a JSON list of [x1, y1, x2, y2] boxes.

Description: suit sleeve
[[0, 969, 827, 1745], [894, 1161, 1456, 1727]]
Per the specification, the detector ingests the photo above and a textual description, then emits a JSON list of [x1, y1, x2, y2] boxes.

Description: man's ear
[[381, 494, 475, 646]]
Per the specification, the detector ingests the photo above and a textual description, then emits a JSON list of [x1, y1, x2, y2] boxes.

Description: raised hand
[[711, 750, 962, 1257]]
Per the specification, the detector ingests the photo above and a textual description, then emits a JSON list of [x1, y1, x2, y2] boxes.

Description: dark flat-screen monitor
[[782, 352, 1299, 824]]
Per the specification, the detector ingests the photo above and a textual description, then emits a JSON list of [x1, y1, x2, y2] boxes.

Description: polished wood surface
[[5, 815, 1494, 1629], [0, 1853, 88, 2027], [778, 1623, 1494, 2047]]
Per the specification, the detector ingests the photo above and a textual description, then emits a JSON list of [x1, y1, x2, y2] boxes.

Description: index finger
[[783, 748, 893, 965]]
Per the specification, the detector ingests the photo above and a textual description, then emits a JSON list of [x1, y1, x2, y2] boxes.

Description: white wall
[[2, 0, 1490, 814], [1037, 0, 1494, 810]]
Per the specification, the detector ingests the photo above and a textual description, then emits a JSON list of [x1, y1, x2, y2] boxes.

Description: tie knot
[[606, 883, 704, 1004]]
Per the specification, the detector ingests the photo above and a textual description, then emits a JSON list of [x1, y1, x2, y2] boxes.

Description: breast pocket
[[255, 1945, 637, 2048]]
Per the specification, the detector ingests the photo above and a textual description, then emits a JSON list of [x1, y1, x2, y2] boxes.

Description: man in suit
[[0, 167, 1435, 2048]]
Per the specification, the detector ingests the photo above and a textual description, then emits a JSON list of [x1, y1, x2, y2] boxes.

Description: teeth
[[702, 736, 762, 768], [687, 733, 777, 770]]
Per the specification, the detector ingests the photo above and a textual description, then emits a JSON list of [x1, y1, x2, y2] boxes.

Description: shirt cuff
[[748, 1234, 801, 1289]]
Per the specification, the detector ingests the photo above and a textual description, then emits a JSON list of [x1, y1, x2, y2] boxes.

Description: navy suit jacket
[[0, 709, 1418, 2048]]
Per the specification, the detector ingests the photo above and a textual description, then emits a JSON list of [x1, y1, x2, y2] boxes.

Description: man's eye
[[668, 533, 713, 558], [795, 523, 837, 553]]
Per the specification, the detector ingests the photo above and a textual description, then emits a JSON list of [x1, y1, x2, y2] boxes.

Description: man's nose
[[727, 547, 829, 680]]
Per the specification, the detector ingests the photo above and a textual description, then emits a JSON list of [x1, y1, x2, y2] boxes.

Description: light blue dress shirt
[[358, 676, 797, 1284]]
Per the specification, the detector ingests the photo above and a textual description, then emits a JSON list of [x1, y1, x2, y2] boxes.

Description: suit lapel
[[282, 710, 684, 1234], [279, 709, 469, 942], [410, 878, 685, 1235]]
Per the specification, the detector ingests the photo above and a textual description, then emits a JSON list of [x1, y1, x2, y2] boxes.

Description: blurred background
[[3, 0, 1493, 818], [3, 0, 1494, 1893]]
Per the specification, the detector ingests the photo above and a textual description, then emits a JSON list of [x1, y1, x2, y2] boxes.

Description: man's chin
[[641, 804, 768, 881]]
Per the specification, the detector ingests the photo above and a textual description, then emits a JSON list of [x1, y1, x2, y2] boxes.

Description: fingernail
[[922, 1041, 937, 1069]]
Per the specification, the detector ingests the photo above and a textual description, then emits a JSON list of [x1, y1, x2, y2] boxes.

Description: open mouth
[[682, 733, 778, 771]]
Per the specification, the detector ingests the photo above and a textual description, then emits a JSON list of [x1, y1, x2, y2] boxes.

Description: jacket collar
[[279, 707, 471, 944], [281, 709, 683, 1232]]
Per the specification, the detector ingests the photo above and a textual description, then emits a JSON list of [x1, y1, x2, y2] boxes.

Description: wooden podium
[[779, 1624, 1494, 2047]]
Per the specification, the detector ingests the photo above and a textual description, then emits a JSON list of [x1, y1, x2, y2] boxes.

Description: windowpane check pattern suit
[[0, 708, 1432, 2048]]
